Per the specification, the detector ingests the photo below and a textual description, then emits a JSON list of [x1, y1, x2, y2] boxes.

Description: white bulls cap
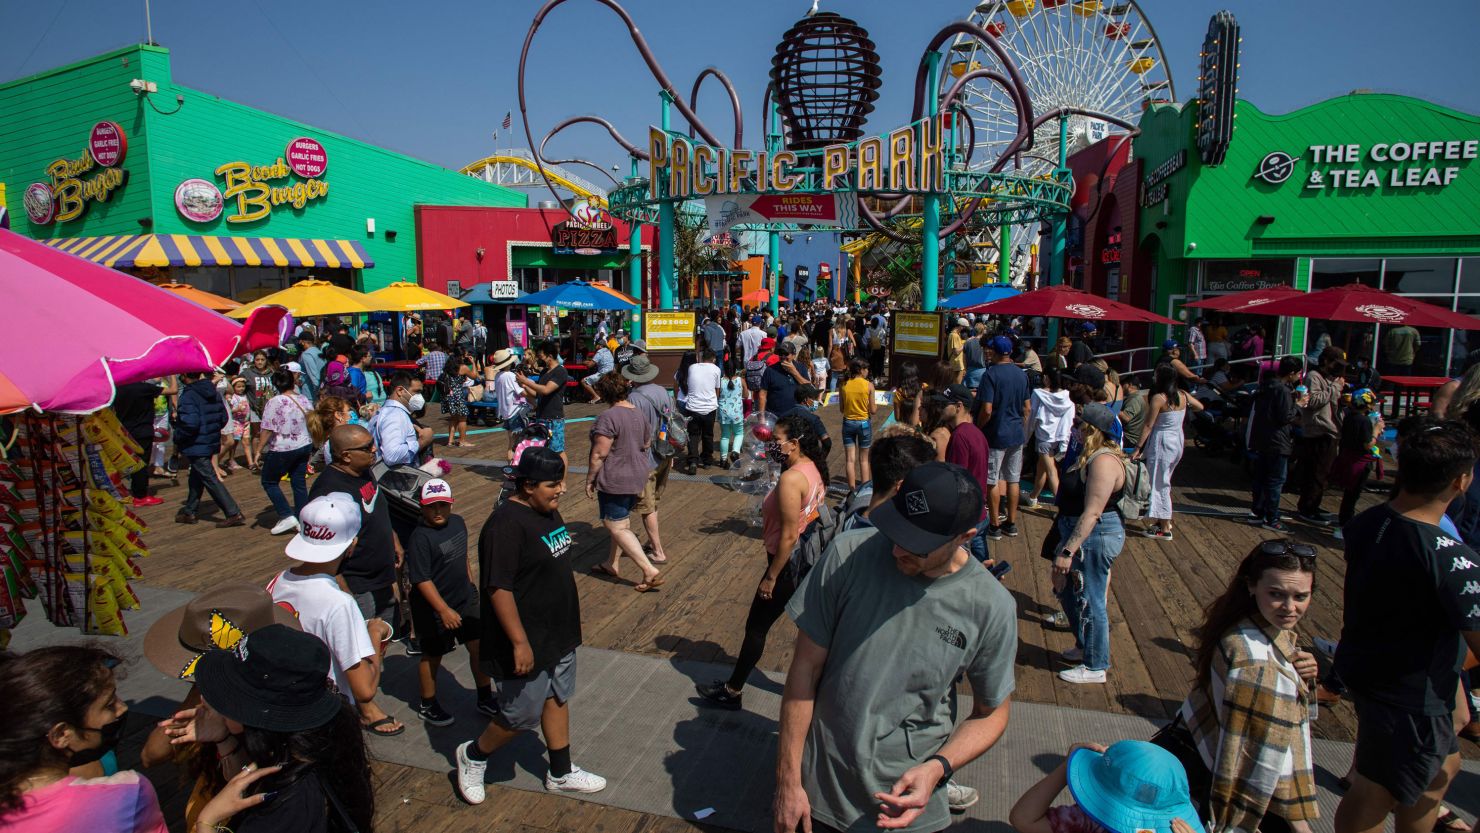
[[284, 492, 362, 563], [420, 478, 453, 505]]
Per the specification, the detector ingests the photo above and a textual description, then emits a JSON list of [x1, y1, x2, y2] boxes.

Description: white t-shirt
[[684, 362, 723, 414], [739, 327, 764, 362], [266, 570, 374, 700], [494, 370, 523, 416]]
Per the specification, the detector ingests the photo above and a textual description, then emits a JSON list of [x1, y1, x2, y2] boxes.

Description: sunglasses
[[1258, 540, 1317, 563], [343, 442, 376, 455]]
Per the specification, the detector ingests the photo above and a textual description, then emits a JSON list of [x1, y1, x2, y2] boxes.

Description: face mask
[[766, 440, 786, 462], [69, 712, 127, 766], [407, 393, 426, 412], [806, 401, 820, 412]]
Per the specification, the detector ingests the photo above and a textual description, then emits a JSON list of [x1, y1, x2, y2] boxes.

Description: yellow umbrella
[[226, 279, 380, 319], [366, 281, 470, 312], [154, 282, 240, 313]]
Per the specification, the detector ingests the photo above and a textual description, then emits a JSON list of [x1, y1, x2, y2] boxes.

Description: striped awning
[[41, 234, 373, 269]]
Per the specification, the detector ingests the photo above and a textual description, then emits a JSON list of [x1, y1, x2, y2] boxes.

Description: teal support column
[[942, 234, 955, 298], [1000, 222, 1011, 285], [1047, 114, 1069, 287], [658, 92, 676, 310], [920, 51, 942, 312], [767, 94, 782, 317], [628, 155, 644, 338]]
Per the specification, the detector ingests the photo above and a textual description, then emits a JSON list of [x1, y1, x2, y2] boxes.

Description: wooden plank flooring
[[115, 399, 1473, 830]]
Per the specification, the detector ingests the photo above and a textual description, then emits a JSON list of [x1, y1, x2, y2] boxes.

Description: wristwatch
[[1057, 548, 1074, 560], [926, 754, 953, 789]]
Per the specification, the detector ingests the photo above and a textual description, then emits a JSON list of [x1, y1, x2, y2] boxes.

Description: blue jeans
[[965, 366, 986, 390], [842, 419, 873, 448], [260, 444, 312, 520], [967, 502, 991, 563], [1251, 451, 1290, 524], [1053, 512, 1125, 671]]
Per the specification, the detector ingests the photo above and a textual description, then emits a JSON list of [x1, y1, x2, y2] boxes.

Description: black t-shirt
[[1068, 339, 1095, 370], [781, 405, 827, 441], [309, 467, 397, 594], [478, 499, 579, 678], [1334, 503, 1480, 715], [406, 515, 474, 616], [235, 770, 328, 833], [328, 333, 355, 360], [762, 364, 799, 415], [112, 381, 163, 435], [535, 365, 568, 421]]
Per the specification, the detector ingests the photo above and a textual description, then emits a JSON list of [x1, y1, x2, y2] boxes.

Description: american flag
[[502, 112, 512, 130]]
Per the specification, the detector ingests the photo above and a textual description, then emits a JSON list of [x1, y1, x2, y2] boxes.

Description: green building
[[0, 45, 523, 300], [1135, 93, 1480, 374]]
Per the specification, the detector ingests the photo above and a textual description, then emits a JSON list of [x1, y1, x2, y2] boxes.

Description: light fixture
[[1254, 215, 1275, 225], [475, 247, 486, 260], [137, 217, 153, 229], [385, 230, 397, 241]]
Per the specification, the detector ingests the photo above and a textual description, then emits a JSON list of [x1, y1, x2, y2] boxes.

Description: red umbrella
[[1247, 283, 1480, 329], [957, 284, 1179, 325], [1183, 286, 1306, 314], [740, 288, 787, 304]]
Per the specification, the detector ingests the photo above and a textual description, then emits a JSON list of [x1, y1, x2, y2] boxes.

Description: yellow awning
[[41, 234, 374, 269]]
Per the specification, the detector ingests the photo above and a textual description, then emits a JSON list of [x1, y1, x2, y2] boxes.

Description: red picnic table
[[371, 359, 419, 375], [1381, 375, 1450, 419]]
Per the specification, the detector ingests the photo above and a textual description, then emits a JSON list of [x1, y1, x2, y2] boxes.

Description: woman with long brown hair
[[1158, 541, 1321, 833]]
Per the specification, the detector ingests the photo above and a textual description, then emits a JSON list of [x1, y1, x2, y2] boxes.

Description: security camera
[[129, 79, 146, 94]]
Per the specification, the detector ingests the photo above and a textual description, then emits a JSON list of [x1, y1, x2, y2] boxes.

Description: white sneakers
[[545, 765, 607, 793], [270, 516, 300, 536], [945, 779, 980, 810], [455, 741, 488, 804], [456, 740, 607, 804], [1058, 665, 1107, 684]]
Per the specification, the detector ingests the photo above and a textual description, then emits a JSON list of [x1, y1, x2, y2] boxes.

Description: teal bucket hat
[[1066, 741, 1207, 833]]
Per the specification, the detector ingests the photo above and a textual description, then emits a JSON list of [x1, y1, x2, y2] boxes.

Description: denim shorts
[[597, 491, 638, 521], [842, 419, 873, 448], [535, 418, 566, 453]]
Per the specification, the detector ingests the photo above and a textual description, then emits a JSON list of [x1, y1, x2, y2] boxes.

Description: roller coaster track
[[459, 149, 611, 206]]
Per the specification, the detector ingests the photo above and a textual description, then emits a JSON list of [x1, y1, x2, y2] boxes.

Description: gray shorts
[[987, 445, 1024, 485], [492, 650, 577, 731]]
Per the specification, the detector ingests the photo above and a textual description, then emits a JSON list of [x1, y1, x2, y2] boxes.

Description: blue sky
[[6, 0, 1477, 274]]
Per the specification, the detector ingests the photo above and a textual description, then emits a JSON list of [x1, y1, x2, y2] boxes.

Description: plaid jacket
[[1180, 617, 1318, 833]]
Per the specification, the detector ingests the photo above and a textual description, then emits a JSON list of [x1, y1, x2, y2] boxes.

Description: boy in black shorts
[[408, 477, 493, 725]]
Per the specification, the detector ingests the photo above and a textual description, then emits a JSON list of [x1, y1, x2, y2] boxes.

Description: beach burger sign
[[24, 121, 131, 225]]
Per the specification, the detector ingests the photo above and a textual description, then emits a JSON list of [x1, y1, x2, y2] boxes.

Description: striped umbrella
[[0, 229, 286, 415]]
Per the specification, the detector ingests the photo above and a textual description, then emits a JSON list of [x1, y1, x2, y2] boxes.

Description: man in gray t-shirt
[[777, 462, 1016, 833]]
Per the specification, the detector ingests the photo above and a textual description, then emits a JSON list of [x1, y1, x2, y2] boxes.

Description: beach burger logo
[[1254, 151, 1297, 185], [1354, 304, 1407, 323], [23, 183, 55, 224], [1065, 303, 1108, 319]]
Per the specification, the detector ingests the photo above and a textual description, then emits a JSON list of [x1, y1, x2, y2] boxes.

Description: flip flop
[[1435, 808, 1472, 833], [643, 545, 668, 564], [362, 717, 404, 737], [635, 573, 666, 592], [591, 564, 621, 579]]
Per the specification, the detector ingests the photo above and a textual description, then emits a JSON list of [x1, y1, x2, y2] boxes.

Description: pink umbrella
[[0, 229, 287, 415]]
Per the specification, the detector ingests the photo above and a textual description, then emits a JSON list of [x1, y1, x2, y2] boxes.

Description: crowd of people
[[3, 300, 1480, 833]]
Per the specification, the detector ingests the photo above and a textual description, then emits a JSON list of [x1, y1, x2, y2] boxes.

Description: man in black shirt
[[1247, 357, 1305, 533], [1334, 419, 1480, 833], [112, 380, 165, 506], [455, 448, 606, 803], [515, 340, 570, 465], [1067, 322, 1096, 371], [309, 425, 403, 625]]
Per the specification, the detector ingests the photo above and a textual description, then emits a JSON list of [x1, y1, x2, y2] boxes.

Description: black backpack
[[789, 500, 839, 582]]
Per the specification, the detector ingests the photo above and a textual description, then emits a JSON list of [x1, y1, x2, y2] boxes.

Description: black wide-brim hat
[[194, 624, 343, 733]]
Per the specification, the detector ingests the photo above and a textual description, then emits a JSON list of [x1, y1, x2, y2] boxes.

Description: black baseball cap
[[505, 445, 566, 483], [870, 462, 984, 553], [931, 383, 974, 408], [1071, 363, 1107, 389], [1077, 403, 1120, 438]]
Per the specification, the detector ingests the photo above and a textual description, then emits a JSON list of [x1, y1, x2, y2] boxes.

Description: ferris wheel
[[943, 0, 1175, 278]]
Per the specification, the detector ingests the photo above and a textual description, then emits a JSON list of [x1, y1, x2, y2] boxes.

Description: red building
[[414, 205, 657, 301], [1062, 137, 1150, 347]]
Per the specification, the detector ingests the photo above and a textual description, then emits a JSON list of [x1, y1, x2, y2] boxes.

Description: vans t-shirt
[[478, 500, 579, 678]]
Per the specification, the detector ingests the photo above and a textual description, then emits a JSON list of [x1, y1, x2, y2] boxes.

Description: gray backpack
[[1088, 449, 1151, 520], [652, 392, 689, 460]]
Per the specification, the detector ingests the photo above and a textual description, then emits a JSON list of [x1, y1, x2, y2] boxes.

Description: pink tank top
[[762, 459, 824, 555]]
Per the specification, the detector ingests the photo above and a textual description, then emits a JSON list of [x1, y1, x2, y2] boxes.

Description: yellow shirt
[[841, 377, 872, 420]]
